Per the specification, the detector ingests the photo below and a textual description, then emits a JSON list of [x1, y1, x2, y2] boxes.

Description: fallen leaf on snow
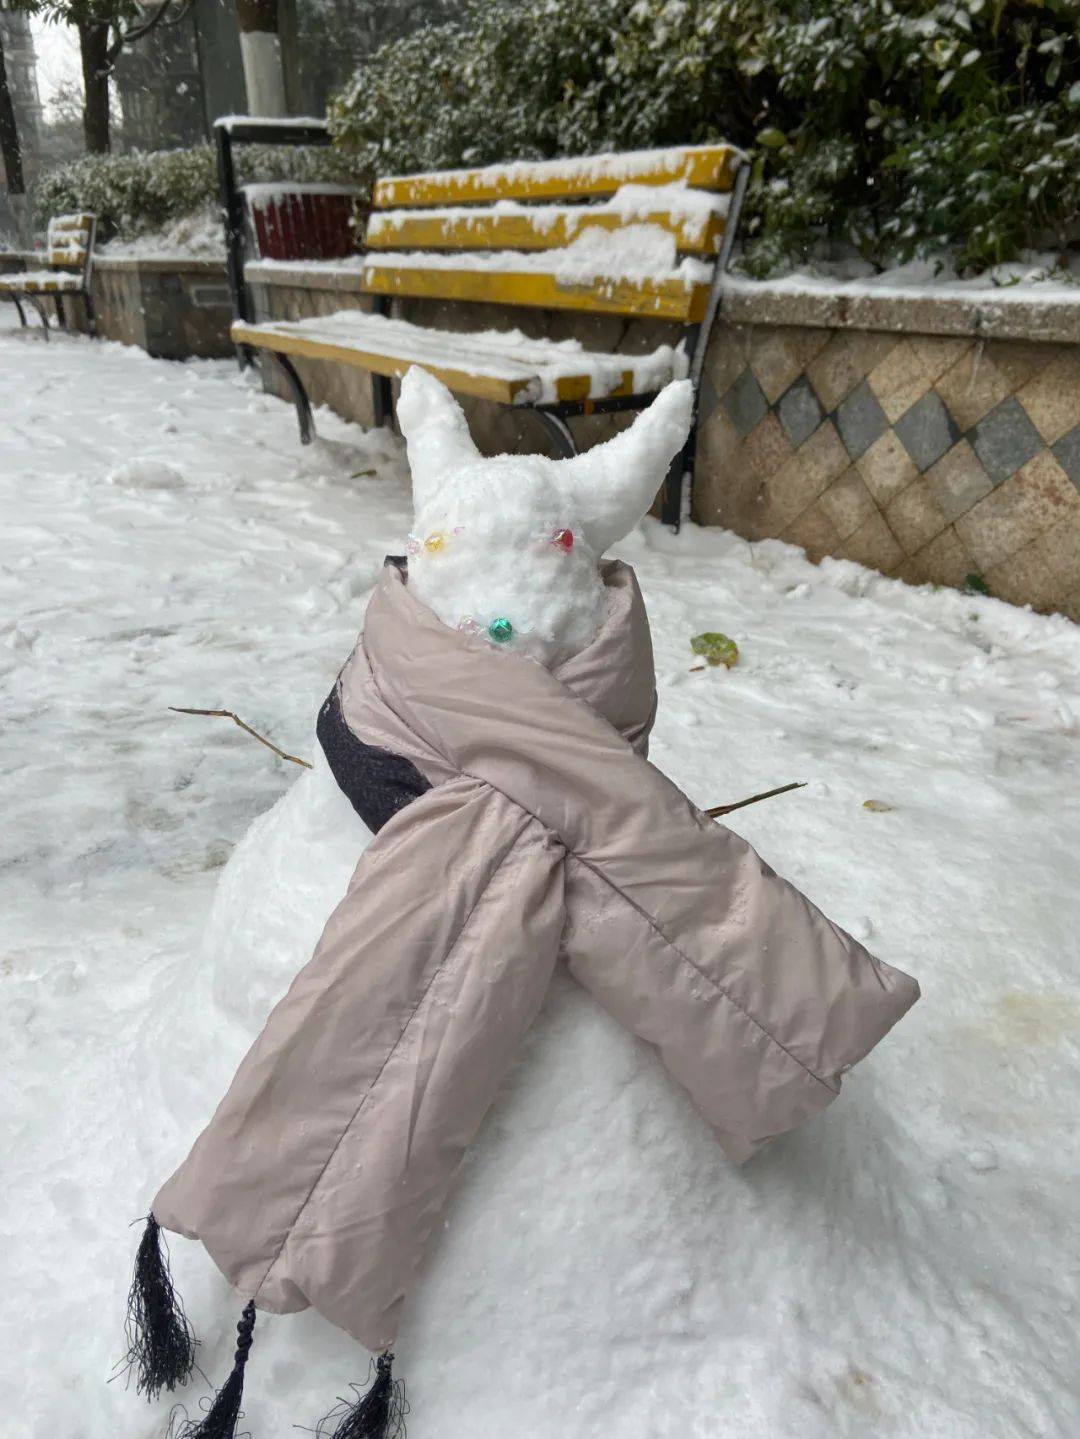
[[691, 632, 739, 668]]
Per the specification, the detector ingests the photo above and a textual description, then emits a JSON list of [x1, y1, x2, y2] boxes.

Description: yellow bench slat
[[360, 263, 709, 323], [0, 275, 80, 294], [366, 206, 724, 256], [373, 144, 740, 208], [232, 320, 533, 404], [231, 319, 652, 404], [551, 368, 637, 403]]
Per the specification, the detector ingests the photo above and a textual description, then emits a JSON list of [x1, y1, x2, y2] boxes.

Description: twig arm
[[169, 707, 313, 768], [705, 781, 806, 818]]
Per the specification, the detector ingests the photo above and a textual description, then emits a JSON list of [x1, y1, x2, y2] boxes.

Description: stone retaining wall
[[90, 258, 233, 359], [696, 323, 1080, 621], [1, 254, 233, 358], [246, 262, 1080, 621]]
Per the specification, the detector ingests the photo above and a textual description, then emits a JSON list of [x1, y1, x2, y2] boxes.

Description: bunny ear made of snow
[[397, 367, 482, 510], [552, 380, 694, 555]]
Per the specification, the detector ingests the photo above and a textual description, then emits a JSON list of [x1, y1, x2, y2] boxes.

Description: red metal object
[[245, 186, 364, 261]]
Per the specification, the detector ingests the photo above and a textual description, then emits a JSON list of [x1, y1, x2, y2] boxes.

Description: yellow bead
[[424, 531, 447, 554]]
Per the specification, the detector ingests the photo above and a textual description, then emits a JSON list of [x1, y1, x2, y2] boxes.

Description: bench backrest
[[45, 213, 95, 273], [361, 144, 742, 326]]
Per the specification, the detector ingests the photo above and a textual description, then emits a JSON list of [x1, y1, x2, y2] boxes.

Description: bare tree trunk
[[0, 24, 25, 193], [78, 19, 111, 153], [236, 0, 287, 117]]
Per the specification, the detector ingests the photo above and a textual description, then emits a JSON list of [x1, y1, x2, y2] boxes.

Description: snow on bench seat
[[231, 310, 687, 405], [0, 270, 84, 294]]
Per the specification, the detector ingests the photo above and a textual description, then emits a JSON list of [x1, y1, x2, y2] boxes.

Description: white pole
[[237, 0, 287, 118]]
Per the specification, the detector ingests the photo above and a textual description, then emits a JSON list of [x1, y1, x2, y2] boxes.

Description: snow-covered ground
[[2, 311, 1079, 1439]]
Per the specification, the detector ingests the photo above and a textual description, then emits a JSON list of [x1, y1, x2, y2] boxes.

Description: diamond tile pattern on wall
[[836, 380, 889, 459], [696, 324, 1080, 621], [777, 376, 823, 448], [969, 397, 1044, 484], [1052, 425, 1080, 490], [722, 366, 768, 436], [894, 391, 960, 473]]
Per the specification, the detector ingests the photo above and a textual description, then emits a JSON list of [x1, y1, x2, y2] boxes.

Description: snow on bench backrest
[[366, 185, 729, 257], [361, 144, 743, 325], [371, 144, 742, 208], [46, 213, 94, 270]]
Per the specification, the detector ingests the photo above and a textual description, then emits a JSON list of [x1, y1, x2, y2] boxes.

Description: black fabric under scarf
[[316, 557, 434, 834], [316, 684, 432, 835]]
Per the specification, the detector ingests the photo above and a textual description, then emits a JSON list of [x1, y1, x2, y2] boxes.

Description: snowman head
[[397, 368, 693, 667]]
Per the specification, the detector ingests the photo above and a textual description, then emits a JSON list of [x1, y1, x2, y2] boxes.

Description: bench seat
[[231, 310, 687, 405], [0, 269, 84, 294]]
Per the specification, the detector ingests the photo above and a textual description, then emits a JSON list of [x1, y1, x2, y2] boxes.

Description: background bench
[[232, 144, 748, 526], [0, 213, 98, 338]]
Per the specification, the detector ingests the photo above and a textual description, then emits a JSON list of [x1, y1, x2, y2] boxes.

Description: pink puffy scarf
[[130, 558, 919, 1432]]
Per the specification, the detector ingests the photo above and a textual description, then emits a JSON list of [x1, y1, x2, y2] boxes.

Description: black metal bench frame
[[215, 117, 749, 528]]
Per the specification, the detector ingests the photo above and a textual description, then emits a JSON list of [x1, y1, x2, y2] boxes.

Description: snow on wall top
[[247, 257, 367, 277], [720, 254, 1080, 343]]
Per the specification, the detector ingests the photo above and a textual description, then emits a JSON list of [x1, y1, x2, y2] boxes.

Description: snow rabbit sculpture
[[145, 367, 915, 1439], [207, 368, 694, 1031], [400, 367, 693, 664]]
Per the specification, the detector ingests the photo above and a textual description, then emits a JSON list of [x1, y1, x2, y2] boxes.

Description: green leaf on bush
[[691, 632, 739, 669], [756, 127, 788, 149]]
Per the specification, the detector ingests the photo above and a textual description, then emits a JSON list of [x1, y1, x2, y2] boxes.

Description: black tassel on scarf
[[317, 1353, 407, 1439], [123, 1213, 198, 1400], [172, 1301, 256, 1439]]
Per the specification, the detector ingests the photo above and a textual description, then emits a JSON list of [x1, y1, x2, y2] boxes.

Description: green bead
[[487, 617, 513, 644]]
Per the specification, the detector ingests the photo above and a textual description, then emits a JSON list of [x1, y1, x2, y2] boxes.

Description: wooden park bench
[[233, 145, 748, 524], [0, 213, 98, 337]]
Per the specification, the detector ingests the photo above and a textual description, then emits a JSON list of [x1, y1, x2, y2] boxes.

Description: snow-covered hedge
[[329, 0, 1080, 277], [33, 144, 360, 245]]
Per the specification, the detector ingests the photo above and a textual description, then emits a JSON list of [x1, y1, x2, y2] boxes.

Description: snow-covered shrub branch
[[33, 143, 361, 244], [329, 0, 1080, 277]]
